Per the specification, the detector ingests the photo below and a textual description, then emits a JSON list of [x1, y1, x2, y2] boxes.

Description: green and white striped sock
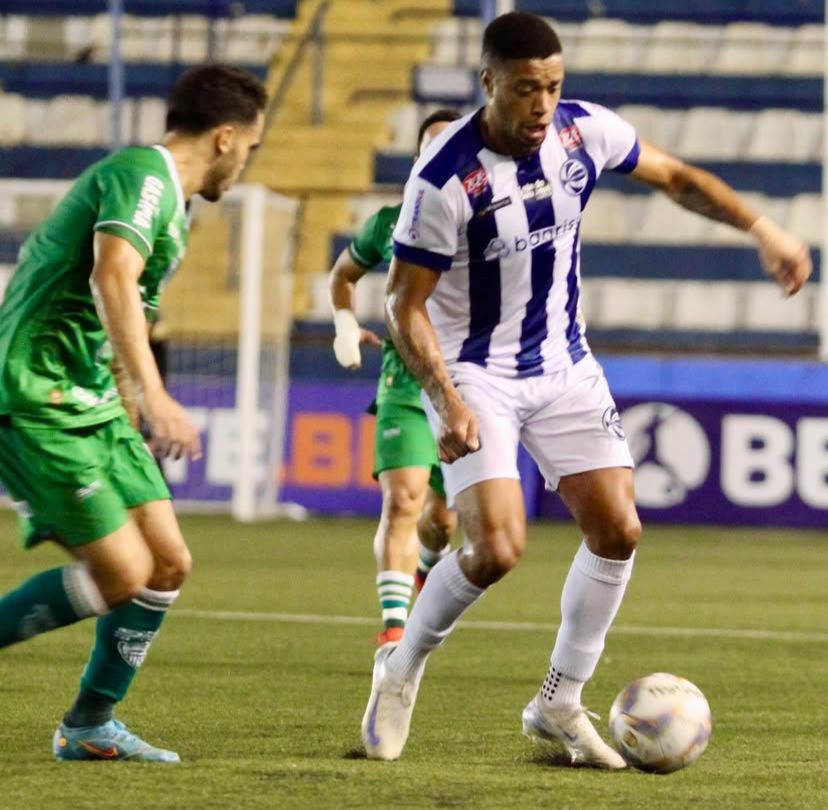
[[376, 571, 414, 631]]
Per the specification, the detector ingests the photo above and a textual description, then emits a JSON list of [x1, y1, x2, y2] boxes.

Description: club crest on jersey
[[559, 159, 589, 196], [602, 406, 626, 439], [559, 124, 583, 151], [462, 167, 488, 197]]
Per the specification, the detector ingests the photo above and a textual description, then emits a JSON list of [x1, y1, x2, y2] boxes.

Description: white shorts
[[424, 354, 634, 504]]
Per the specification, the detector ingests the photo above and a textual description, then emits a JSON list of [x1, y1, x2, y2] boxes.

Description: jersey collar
[[152, 144, 186, 214]]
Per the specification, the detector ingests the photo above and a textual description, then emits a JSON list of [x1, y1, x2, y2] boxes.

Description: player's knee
[[102, 561, 153, 607], [469, 530, 524, 584], [150, 545, 193, 591], [595, 514, 642, 560], [384, 485, 422, 523]]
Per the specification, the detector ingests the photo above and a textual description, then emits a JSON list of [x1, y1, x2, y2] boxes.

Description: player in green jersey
[[329, 109, 462, 647], [0, 64, 266, 762]]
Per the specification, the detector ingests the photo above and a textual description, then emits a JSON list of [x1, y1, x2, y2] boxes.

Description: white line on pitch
[[173, 608, 828, 643]]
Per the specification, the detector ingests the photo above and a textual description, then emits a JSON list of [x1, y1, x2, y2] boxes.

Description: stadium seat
[[637, 196, 713, 244], [348, 193, 402, 230], [672, 280, 739, 331], [580, 190, 635, 242], [414, 64, 475, 104], [784, 25, 823, 76], [25, 95, 99, 145], [786, 194, 823, 246], [713, 22, 791, 75], [565, 18, 644, 73], [615, 105, 684, 152], [742, 281, 814, 332], [586, 278, 669, 330], [746, 109, 822, 162], [0, 93, 27, 146], [641, 21, 720, 74], [0, 16, 28, 59], [675, 107, 751, 160]]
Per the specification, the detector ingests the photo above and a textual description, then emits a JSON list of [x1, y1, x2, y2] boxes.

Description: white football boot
[[361, 645, 420, 761], [522, 693, 627, 770]]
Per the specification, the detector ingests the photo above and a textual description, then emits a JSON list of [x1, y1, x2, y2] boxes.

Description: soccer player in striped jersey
[[0, 65, 265, 762], [329, 110, 461, 648], [362, 12, 811, 766]]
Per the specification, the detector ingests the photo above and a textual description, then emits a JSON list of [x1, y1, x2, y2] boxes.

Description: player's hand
[[360, 328, 382, 348], [333, 309, 364, 369], [140, 388, 202, 461], [438, 395, 480, 463], [751, 216, 813, 297]]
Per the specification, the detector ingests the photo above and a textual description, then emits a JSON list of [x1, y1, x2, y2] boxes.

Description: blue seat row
[[374, 152, 821, 197], [453, 0, 822, 25], [327, 232, 821, 283], [0, 62, 266, 100], [413, 66, 822, 111], [1, 1, 297, 17]]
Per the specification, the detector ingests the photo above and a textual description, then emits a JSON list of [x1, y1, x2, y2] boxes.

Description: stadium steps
[[162, 206, 242, 339], [247, 0, 454, 315]]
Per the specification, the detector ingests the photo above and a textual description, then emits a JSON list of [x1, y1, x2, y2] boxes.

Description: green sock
[[416, 543, 451, 582], [0, 566, 106, 648], [376, 571, 414, 631], [76, 587, 179, 706]]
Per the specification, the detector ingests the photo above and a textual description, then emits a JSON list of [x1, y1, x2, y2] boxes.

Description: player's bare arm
[[328, 248, 382, 369], [385, 257, 478, 462], [631, 140, 812, 296], [90, 232, 202, 460]]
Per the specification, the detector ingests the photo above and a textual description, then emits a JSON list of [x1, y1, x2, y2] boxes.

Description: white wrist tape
[[333, 309, 361, 368]]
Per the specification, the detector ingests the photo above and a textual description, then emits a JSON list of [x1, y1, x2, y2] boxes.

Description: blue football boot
[[53, 719, 180, 763]]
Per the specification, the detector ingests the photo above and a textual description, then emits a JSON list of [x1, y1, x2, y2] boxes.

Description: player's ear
[[480, 67, 494, 100], [213, 124, 235, 155]]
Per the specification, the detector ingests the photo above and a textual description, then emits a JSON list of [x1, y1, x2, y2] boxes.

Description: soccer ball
[[608, 672, 712, 774]]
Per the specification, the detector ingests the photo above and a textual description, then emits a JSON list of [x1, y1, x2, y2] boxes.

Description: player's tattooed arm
[[630, 139, 812, 295], [385, 258, 479, 462], [630, 139, 756, 229]]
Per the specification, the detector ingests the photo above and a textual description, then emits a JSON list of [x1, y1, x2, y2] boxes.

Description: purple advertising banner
[[166, 379, 828, 527], [540, 398, 828, 527]]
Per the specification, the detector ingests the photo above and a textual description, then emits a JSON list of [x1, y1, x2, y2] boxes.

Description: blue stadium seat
[[2, 1, 298, 18], [453, 1, 821, 25], [0, 62, 265, 100], [412, 66, 822, 111]]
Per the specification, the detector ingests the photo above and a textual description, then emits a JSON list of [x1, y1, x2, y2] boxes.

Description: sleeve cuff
[[393, 240, 453, 272], [93, 221, 152, 259], [611, 140, 641, 174]]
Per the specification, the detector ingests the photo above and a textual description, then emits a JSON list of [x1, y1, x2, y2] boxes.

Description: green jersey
[[0, 145, 189, 429], [348, 203, 423, 411]]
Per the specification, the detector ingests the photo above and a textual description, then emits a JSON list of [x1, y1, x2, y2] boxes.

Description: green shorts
[[0, 413, 170, 549], [373, 402, 445, 498]]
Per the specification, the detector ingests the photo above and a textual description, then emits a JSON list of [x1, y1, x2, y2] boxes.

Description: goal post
[[234, 184, 298, 521]]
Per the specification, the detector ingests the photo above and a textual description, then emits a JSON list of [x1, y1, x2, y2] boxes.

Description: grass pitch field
[[0, 511, 826, 809]]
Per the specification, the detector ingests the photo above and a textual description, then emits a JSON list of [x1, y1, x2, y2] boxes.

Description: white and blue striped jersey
[[392, 100, 639, 378]]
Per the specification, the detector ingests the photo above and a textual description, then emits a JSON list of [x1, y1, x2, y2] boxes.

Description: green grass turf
[[0, 511, 826, 809]]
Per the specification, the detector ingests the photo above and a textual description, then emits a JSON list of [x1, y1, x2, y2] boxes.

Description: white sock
[[387, 550, 484, 682], [541, 541, 635, 709]]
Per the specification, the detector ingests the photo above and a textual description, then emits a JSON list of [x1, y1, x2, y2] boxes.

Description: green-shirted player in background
[[329, 110, 461, 648], [0, 65, 265, 762]]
